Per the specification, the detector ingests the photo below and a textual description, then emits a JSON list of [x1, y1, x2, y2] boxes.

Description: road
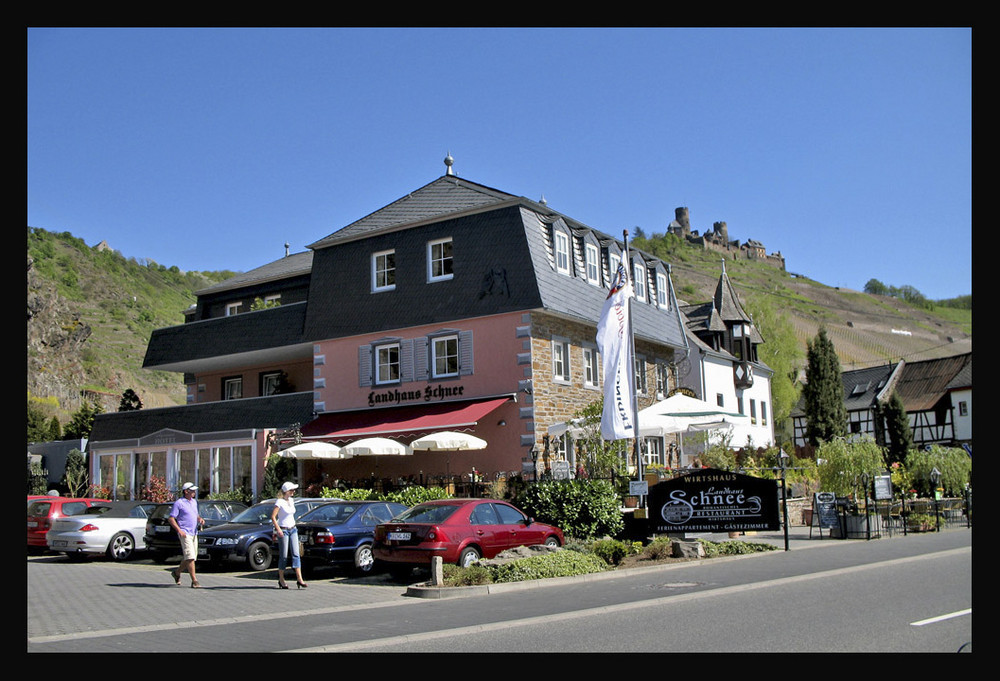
[[27, 529, 971, 653]]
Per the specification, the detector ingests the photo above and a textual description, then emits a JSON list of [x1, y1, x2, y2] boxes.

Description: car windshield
[[394, 503, 460, 524], [300, 504, 358, 524], [229, 503, 276, 524]]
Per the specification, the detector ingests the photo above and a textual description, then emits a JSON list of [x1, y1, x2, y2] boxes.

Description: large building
[[88, 167, 705, 499]]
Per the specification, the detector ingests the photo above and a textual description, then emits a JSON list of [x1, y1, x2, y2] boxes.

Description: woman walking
[[271, 482, 307, 589]]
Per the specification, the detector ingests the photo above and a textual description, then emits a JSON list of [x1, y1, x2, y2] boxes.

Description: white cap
[[281, 482, 299, 493], [181, 482, 198, 492]]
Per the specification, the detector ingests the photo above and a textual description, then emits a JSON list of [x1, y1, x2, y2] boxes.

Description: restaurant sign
[[648, 468, 780, 533]]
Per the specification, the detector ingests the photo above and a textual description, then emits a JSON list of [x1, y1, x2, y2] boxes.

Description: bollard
[[431, 556, 444, 586]]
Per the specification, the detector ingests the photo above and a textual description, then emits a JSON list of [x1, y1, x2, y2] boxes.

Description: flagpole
[[622, 230, 642, 489]]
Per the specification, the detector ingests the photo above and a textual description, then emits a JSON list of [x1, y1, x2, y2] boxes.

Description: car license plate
[[155, 526, 171, 533], [27, 521, 38, 528], [52, 540, 66, 547], [388, 532, 411, 541], [198, 549, 208, 557]]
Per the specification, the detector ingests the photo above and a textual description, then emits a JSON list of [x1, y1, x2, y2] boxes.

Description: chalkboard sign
[[874, 474, 892, 501], [814, 492, 839, 528], [551, 460, 571, 480]]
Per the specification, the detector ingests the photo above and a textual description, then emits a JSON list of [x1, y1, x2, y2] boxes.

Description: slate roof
[[195, 251, 313, 296], [895, 353, 973, 412], [713, 261, 753, 325], [88, 392, 314, 445]]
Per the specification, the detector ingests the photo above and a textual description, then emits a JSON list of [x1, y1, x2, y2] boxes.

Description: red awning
[[300, 396, 512, 443]]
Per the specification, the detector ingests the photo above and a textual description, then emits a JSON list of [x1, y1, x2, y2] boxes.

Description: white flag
[[596, 263, 635, 440]]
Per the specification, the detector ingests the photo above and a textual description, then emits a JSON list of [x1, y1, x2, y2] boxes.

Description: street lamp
[[930, 467, 941, 531]]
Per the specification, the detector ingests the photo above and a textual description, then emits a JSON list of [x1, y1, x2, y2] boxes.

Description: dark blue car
[[298, 501, 407, 575], [196, 498, 334, 571]]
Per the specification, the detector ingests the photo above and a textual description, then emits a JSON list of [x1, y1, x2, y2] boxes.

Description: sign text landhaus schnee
[[648, 468, 781, 533]]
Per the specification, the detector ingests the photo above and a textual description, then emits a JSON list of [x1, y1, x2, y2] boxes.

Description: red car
[[27, 497, 108, 553], [373, 499, 564, 574]]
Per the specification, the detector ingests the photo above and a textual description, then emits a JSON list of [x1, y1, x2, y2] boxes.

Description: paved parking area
[[27, 555, 407, 644]]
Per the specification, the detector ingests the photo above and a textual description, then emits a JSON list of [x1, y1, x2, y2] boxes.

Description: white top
[[274, 497, 296, 529]]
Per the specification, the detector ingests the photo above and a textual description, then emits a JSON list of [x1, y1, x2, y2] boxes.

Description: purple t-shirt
[[170, 497, 200, 534]]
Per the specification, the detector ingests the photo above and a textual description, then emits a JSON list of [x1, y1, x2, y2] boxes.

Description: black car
[[143, 499, 248, 563], [299, 501, 407, 575], [195, 498, 334, 571]]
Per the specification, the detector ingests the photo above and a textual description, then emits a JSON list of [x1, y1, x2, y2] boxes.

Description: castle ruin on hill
[[666, 206, 786, 270]]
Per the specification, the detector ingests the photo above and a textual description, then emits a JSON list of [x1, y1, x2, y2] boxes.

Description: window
[[641, 437, 664, 467], [552, 339, 570, 383], [959, 401, 968, 417], [634, 357, 647, 394], [223, 376, 242, 400], [717, 394, 725, 407], [750, 399, 757, 424], [432, 335, 459, 378], [633, 262, 646, 301], [655, 363, 669, 397], [761, 401, 768, 426], [225, 302, 241, 316], [737, 396, 744, 415], [372, 249, 396, 292], [585, 243, 600, 285], [554, 231, 570, 274], [583, 347, 600, 388], [609, 253, 621, 284], [656, 272, 669, 308], [428, 238, 453, 281], [260, 371, 282, 396], [375, 343, 401, 385]]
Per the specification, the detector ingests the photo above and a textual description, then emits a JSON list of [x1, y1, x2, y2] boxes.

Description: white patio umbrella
[[277, 442, 351, 459], [638, 393, 749, 434], [341, 437, 413, 457], [410, 431, 488, 451]]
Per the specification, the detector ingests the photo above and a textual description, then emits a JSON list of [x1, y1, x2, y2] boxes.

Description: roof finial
[[539, 194, 547, 205], [285, 242, 290, 257], [444, 151, 455, 176], [721, 257, 727, 275]]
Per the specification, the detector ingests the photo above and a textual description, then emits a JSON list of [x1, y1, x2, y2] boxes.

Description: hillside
[[26, 226, 971, 429]]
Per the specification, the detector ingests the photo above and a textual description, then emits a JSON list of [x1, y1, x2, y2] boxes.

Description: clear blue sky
[[28, 27, 971, 300]]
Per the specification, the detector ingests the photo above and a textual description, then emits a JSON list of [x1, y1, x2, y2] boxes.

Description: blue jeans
[[277, 526, 300, 570]]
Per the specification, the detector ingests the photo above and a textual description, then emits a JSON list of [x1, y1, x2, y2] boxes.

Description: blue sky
[[28, 27, 971, 299]]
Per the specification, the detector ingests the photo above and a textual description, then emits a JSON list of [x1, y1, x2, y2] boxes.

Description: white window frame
[[585, 243, 600, 285], [375, 343, 401, 385], [223, 376, 242, 400], [225, 302, 241, 317], [427, 237, 454, 282], [431, 334, 460, 378], [583, 346, 600, 388], [372, 249, 396, 292], [609, 254, 621, 285], [552, 338, 571, 384], [633, 262, 646, 302], [260, 371, 282, 396], [554, 231, 570, 275], [634, 356, 647, 395], [656, 272, 668, 308]]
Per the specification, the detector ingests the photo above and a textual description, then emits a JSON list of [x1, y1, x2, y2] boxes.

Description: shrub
[[442, 564, 493, 587], [591, 538, 642, 566], [698, 539, 777, 558], [325, 487, 376, 500], [486, 551, 609, 583], [384, 485, 452, 507], [642, 536, 673, 560], [904, 446, 971, 497], [515, 479, 624, 539], [816, 437, 886, 498]]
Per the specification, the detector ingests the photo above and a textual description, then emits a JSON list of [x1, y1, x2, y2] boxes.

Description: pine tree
[[803, 327, 847, 445], [881, 391, 913, 465]]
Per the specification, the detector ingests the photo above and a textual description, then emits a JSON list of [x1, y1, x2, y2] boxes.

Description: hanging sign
[[647, 468, 780, 533]]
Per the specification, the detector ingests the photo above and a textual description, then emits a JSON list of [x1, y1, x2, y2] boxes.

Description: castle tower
[[670, 207, 691, 237], [713, 221, 729, 243]]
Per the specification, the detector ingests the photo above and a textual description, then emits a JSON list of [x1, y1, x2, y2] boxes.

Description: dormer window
[[428, 238, 453, 282], [554, 231, 570, 275], [633, 262, 646, 302], [585, 243, 600, 285], [608, 253, 621, 285], [656, 271, 668, 308]]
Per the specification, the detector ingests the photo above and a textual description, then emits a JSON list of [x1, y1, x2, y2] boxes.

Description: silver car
[[47, 501, 160, 561]]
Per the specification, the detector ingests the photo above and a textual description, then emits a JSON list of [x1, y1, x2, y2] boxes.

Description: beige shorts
[[179, 533, 199, 561]]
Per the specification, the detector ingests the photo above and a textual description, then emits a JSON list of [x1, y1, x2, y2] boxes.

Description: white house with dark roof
[[87, 164, 690, 499]]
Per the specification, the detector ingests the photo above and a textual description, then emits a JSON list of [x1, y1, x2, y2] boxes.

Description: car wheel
[[353, 544, 375, 575], [247, 541, 272, 571], [107, 532, 135, 561], [458, 546, 481, 568], [544, 536, 561, 548]]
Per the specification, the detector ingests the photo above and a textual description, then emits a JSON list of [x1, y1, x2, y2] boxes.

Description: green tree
[[47, 416, 62, 441], [62, 449, 89, 497], [803, 327, 846, 445], [118, 388, 143, 411], [27, 401, 49, 444], [864, 278, 890, 296], [64, 402, 103, 440], [876, 391, 913, 465], [569, 399, 630, 479], [904, 446, 971, 497], [816, 437, 886, 498]]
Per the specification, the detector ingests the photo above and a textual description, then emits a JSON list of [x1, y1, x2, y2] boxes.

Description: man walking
[[168, 482, 205, 588]]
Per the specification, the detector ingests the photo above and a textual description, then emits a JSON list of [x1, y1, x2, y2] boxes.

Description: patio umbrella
[[638, 393, 749, 434], [410, 431, 487, 451], [341, 437, 412, 457], [277, 442, 351, 459]]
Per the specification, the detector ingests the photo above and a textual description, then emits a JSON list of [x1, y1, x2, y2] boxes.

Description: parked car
[[195, 498, 334, 571], [373, 499, 564, 576], [299, 501, 407, 575], [46, 501, 160, 561], [143, 499, 248, 562], [27, 497, 109, 554]]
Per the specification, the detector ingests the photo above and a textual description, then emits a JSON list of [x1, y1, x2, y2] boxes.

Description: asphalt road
[[27, 529, 972, 653]]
